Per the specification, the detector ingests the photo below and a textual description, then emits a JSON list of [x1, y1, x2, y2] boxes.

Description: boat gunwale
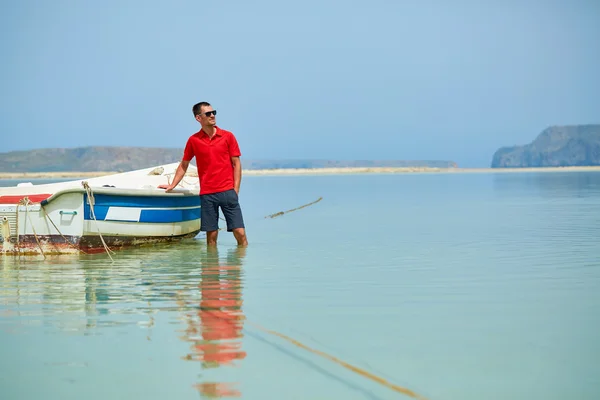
[[7, 186, 200, 207]]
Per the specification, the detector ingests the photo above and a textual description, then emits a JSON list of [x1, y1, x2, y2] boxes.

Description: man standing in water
[[159, 102, 248, 246]]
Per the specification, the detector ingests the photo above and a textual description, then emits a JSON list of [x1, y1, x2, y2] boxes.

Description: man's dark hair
[[192, 101, 211, 116]]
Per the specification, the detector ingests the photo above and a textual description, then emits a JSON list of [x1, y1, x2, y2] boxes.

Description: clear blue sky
[[1, 0, 598, 167]]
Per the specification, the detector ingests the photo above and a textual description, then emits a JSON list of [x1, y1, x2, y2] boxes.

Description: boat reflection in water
[[1, 240, 248, 398], [179, 245, 247, 398]]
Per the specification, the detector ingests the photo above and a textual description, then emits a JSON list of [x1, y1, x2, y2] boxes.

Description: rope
[[15, 201, 21, 258], [214, 196, 324, 224], [82, 181, 115, 261], [210, 196, 323, 233], [246, 321, 428, 399], [163, 172, 197, 187], [265, 196, 323, 219], [40, 206, 89, 254], [17, 197, 46, 259], [253, 197, 430, 396], [180, 177, 197, 186], [177, 293, 426, 399]]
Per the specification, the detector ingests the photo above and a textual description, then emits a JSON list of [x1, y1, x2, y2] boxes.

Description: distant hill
[[0, 147, 183, 173], [0, 146, 458, 172], [491, 124, 600, 168]]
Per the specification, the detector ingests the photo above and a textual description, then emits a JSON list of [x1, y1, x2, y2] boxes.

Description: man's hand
[[158, 184, 174, 193], [157, 160, 189, 193]]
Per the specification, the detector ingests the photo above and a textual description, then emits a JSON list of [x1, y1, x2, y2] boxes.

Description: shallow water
[[1, 171, 600, 399]]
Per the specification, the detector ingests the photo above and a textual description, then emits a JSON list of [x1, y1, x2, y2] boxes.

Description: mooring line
[[246, 320, 428, 399], [264, 196, 323, 219], [41, 206, 89, 255], [183, 297, 427, 399], [215, 196, 323, 224], [18, 197, 46, 259], [82, 181, 115, 262]]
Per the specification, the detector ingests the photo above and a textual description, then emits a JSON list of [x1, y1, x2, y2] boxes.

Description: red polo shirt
[[183, 126, 241, 195]]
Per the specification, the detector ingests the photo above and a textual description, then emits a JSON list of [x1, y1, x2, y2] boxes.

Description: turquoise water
[[1, 171, 600, 399]]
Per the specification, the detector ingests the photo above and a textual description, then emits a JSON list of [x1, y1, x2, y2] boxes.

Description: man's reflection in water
[[183, 245, 247, 398]]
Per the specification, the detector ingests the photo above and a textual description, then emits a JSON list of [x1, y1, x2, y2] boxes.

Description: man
[[159, 102, 248, 246]]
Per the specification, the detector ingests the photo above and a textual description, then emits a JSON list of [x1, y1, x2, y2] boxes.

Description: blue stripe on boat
[[83, 194, 201, 222], [85, 205, 110, 221], [139, 208, 201, 223], [84, 206, 201, 222], [84, 194, 200, 208]]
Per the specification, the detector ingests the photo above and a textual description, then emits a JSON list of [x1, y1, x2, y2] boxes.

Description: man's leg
[[200, 193, 220, 246], [232, 228, 248, 246], [206, 230, 219, 246], [221, 189, 248, 246]]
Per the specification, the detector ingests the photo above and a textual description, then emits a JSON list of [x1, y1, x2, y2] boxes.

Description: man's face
[[196, 105, 217, 126]]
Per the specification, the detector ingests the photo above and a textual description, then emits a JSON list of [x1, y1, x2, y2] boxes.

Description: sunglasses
[[199, 110, 217, 117]]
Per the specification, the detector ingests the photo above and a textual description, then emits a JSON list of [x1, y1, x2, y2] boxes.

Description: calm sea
[[1, 171, 599, 400]]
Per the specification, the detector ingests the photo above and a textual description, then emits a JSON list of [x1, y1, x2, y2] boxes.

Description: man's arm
[[158, 160, 190, 192], [232, 156, 242, 194]]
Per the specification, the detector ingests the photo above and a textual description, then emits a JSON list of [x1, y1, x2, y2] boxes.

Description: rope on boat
[[164, 171, 197, 188], [15, 200, 21, 259], [17, 197, 46, 259], [40, 206, 89, 255], [264, 196, 323, 219], [82, 181, 115, 262]]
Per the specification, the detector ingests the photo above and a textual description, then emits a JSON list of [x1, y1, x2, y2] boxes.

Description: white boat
[[0, 162, 201, 257]]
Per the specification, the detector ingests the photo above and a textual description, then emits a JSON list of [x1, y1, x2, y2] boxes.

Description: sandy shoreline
[[243, 166, 600, 176], [1, 166, 600, 180]]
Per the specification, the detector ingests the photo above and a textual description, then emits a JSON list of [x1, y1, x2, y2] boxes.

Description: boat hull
[[5, 230, 200, 255], [0, 163, 202, 257]]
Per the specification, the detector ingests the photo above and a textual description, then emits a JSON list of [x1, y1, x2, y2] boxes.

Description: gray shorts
[[200, 189, 245, 232]]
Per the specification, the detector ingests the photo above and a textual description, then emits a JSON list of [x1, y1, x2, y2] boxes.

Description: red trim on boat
[[0, 194, 53, 204]]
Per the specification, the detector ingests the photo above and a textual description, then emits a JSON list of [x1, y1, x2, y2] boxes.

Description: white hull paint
[[83, 219, 201, 237]]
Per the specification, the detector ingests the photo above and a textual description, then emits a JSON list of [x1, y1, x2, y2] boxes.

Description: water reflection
[[492, 171, 600, 198], [178, 246, 247, 398], [0, 241, 248, 398]]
